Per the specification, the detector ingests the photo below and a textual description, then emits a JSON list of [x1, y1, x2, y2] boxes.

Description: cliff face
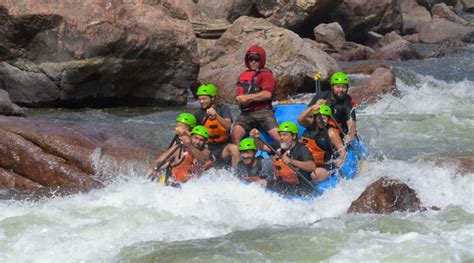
[[0, 1, 199, 108]]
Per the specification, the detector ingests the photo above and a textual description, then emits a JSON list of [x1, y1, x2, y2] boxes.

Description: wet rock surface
[[0, 116, 157, 193], [347, 177, 423, 214]]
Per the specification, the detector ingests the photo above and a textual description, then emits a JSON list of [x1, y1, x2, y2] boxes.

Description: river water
[[1, 45, 473, 262]]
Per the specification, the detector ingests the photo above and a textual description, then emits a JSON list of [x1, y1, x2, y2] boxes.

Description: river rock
[[0, 1, 199, 107], [349, 67, 397, 104], [328, 0, 402, 42], [0, 89, 25, 116], [0, 116, 157, 193], [255, 0, 342, 31], [432, 3, 471, 25], [347, 177, 423, 214], [313, 22, 346, 50], [417, 17, 474, 43], [400, 0, 432, 34], [460, 0, 474, 12], [368, 39, 422, 61], [198, 16, 340, 103]]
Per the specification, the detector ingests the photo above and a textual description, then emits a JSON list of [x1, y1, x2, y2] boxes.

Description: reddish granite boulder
[[0, 1, 199, 107], [347, 177, 423, 214], [349, 67, 397, 105], [199, 16, 340, 103], [0, 116, 157, 193]]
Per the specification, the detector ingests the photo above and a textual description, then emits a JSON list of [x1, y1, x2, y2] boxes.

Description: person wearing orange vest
[[232, 45, 280, 146], [148, 125, 213, 184], [297, 104, 347, 183], [308, 72, 357, 143], [148, 112, 197, 176], [193, 83, 240, 168], [251, 122, 315, 196]]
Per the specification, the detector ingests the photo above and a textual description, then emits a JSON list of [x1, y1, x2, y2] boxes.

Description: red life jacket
[[171, 147, 212, 183], [236, 69, 272, 110], [273, 151, 299, 185]]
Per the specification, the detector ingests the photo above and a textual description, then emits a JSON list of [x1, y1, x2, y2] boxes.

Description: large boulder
[[198, 16, 340, 103], [432, 3, 470, 25], [349, 67, 397, 104], [0, 89, 25, 116], [368, 39, 422, 60], [313, 22, 346, 50], [329, 0, 403, 43], [417, 17, 474, 43], [400, 0, 432, 35], [0, 116, 157, 193], [166, 0, 254, 23], [460, 0, 474, 12], [347, 177, 423, 214], [0, 1, 199, 108], [255, 0, 343, 31]]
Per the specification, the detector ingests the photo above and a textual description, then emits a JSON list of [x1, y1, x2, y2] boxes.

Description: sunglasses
[[247, 55, 261, 62]]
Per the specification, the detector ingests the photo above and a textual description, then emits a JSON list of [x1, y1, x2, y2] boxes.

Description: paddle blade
[[156, 172, 167, 186]]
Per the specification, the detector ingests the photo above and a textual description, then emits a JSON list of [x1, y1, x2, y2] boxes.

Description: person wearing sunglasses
[[233, 44, 280, 146]]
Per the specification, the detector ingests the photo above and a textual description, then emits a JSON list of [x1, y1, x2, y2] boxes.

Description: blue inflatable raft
[[257, 103, 369, 199]]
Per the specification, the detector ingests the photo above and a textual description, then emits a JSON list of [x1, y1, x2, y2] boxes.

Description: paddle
[[256, 136, 321, 194], [328, 115, 367, 174], [314, 71, 321, 94], [150, 144, 183, 182]]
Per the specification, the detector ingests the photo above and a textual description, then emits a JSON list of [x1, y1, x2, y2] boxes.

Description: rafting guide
[[232, 44, 280, 146]]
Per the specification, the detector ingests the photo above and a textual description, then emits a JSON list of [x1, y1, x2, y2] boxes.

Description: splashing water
[[2, 65, 474, 261]]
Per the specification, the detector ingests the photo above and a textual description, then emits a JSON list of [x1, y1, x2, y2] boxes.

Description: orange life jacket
[[171, 147, 212, 183], [273, 152, 299, 185], [204, 118, 230, 144], [299, 136, 326, 166]]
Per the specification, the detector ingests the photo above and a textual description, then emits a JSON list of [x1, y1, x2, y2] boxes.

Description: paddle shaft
[[314, 72, 321, 94], [258, 138, 319, 192], [151, 144, 183, 182], [329, 115, 363, 161]]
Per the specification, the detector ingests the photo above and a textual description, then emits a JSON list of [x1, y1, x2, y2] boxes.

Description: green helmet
[[176, 113, 197, 128], [196, 83, 217, 97], [239, 138, 257, 151], [278, 121, 299, 135], [312, 104, 332, 116], [191, 125, 209, 140], [330, 72, 349, 86]]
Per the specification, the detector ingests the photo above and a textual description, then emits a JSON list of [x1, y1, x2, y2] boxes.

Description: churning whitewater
[[1, 73, 473, 262]]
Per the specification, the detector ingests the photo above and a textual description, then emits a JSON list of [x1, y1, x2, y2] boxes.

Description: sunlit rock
[[198, 16, 340, 103], [0, 89, 25, 116], [0, 116, 157, 193], [347, 177, 423, 214], [0, 1, 198, 107], [349, 67, 397, 105]]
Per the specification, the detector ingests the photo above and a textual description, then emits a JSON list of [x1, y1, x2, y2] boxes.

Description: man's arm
[[250, 129, 273, 153], [208, 105, 232, 130], [236, 90, 272, 104]]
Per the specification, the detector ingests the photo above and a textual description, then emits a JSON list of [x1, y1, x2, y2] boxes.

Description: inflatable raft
[[257, 103, 368, 199]]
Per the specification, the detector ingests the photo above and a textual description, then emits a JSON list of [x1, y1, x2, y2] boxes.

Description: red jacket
[[236, 45, 275, 111]]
